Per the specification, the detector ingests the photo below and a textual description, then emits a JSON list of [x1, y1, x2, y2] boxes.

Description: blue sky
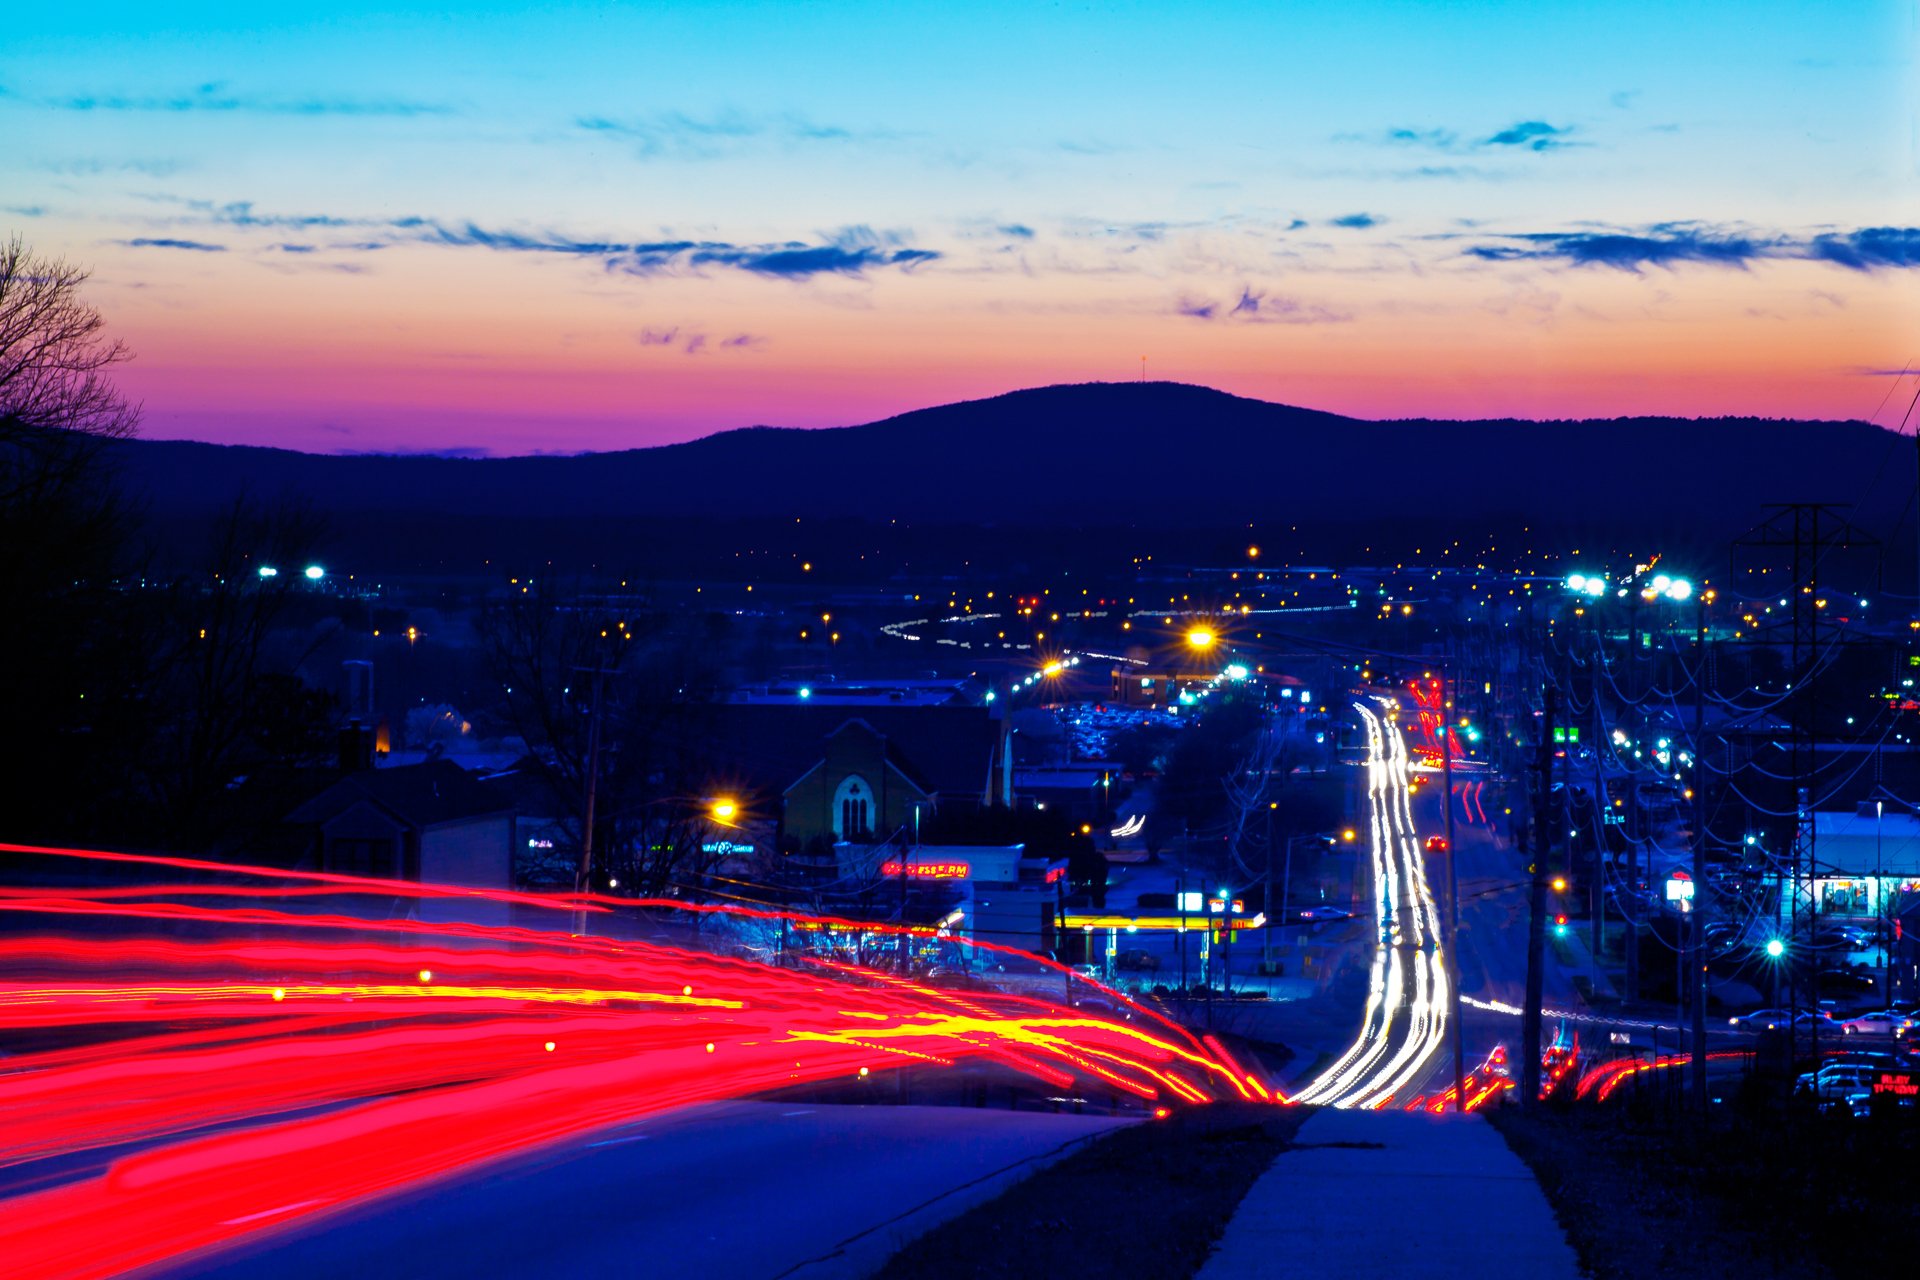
[[4, 1, 1914, 451]]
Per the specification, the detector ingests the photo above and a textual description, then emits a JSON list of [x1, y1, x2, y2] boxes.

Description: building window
[[833, 775, 873, 840]]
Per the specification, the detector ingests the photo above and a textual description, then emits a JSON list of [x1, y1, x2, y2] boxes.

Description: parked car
[[1841, 1011, 1913, 1038], [1297, 906, 1354, 923], [1795, 1062, 1876, 1105], [1729, 1008, 1793, 1031]]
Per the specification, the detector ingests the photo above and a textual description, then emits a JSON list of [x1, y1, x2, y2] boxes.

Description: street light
[[1186, 628, 1216, 650], [711, 799, 738, 824]]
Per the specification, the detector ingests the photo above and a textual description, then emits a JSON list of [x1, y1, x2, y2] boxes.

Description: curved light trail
[[0, 843, 1269, 1280], [1292, 701, 1450, 1108]]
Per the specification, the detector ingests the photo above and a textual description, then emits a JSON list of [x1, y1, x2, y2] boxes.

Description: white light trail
[[1294, 700, 1451, 1109]]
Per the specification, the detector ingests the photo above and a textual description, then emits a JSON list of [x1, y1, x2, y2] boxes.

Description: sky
[[4, 1, 1917, 454]]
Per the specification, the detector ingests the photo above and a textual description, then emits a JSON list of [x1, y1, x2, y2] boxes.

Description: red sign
[[879, 861, 969, 880], [1874, 1072, 1917, 1098]]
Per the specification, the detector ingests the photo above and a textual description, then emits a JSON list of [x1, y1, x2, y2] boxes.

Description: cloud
[[36, 82, 449, 116], [576, 110, 885, 159], [1344, 119, 1578, 154], [122, 237, 226, 251], [637, 326, 768, 355], [1175, 285, 1350, 325], [998, 224, 1036, 239], [1466, 221, 1920, 274], [122, 196, 945, 282], [1483, 120, 1575, 150], [1806, 227, 1920, 271], [1329, 213, 1380, 229], [1383, 127, 1459, 149]]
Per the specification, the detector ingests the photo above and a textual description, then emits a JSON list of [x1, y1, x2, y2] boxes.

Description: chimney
[[338, 722, 375, 772]]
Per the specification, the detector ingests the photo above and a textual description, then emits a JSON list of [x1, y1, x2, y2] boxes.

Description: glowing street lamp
[[1186, 628, 1216, 650], [303, 565, 325, 581], [1765, 938, 1786, 959], [710, 799, 738, 824], [256, 565, 279, 579]]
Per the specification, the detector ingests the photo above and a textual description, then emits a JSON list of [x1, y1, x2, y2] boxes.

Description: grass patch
[[1489, 1100, 1920, 1280], [873, 1103, 1308, 1280]]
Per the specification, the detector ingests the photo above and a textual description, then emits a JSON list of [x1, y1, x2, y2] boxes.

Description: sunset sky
[[5, 1, 1916, 454]]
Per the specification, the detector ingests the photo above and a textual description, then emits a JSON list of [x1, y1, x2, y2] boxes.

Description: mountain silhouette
[[107, 382, 1909, 573]]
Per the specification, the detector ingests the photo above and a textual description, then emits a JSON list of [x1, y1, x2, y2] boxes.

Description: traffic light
[[1553, 913, 1569, 938]]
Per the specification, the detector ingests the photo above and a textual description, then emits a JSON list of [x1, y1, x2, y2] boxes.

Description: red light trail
[[0, 842, 1269, 1279]]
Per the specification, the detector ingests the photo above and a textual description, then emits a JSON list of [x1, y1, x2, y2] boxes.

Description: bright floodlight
[[303, 565, 324, 580], [1667, 578, 1693, 601], [1765, 938, 1786, 959], [711, 799, 738, 823], [1224, 663, 1249, 681], [1186, 628, 1216, 649], [1585, 578, 1607, 597], [1650, 574, 1671, 594], [256, 566, 279, 578], [1566, 574, 1588, 592], [797, 687, 812, 699]]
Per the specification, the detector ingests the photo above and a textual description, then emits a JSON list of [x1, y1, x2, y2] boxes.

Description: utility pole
[[1521, 685, 1556, 1108], [572, 664, 610, 934], [1690, 600, 1710, 1113], [1442, 658, 1464, 1113]]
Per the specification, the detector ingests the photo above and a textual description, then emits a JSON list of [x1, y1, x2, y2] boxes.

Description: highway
[[1291, 701, 1451, 1108]]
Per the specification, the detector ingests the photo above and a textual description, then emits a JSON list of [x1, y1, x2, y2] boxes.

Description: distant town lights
[[256, 565, 278, 578]]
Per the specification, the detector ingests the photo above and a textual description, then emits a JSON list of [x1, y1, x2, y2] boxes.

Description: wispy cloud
[[1483, 120, 1575, 151], [1175, 285, 1349, 325], [128, 196, 942, 281], [638, 326, 769, 354], [1329, 213, 1381, 229], [1465, 222, 1920, 273], [21, 81, 450, 117], [576, 109, 888, 159], [1345, 118, 1579, 154], [122, 237, 226, 251]]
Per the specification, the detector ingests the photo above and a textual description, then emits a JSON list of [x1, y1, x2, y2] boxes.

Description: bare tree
[[1, 237, 143, 841], [0, 235, 140, 500]]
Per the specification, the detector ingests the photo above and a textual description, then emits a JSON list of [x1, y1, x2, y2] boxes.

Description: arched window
[[833, 775, 873, 840]]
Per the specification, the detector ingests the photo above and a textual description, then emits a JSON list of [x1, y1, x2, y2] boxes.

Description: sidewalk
[[1197, 1108, 1580, 1280]]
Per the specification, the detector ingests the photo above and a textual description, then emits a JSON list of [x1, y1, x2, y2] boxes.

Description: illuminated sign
[[527, 838, 554, 849], [1045, 866, 1066, 884], [701, 840, 755, 856], [1874, 1071, 1917, 1098], [879, 861, 970, 879], [1665, 871, 1694, 902]]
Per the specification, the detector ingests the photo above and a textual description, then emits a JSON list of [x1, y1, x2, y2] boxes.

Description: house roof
[[691, 703, 1004, 801], [1812, 809, 1920, 877], [284, 759, 513, 832]]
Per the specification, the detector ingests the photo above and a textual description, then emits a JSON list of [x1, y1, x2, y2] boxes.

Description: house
[[696, 702, 1013, 847], [279, 758, 516, 911]]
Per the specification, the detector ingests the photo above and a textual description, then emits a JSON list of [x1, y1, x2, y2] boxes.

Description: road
[[167, 1102, 1124, 1280], [1290, 700, 1451, 1107]]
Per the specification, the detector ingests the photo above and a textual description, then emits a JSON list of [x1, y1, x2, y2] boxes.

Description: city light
[[711, 799, 738, 823], [303, 565, 324, 581], [1765, 938, 1786, 959], [256, 565, 278, 578], [1186, 628, 1215, 649], [1224, 664, 1249, 681]]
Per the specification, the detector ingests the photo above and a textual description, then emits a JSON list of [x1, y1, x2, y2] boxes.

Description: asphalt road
[[166, 1102, 1125, 1280]]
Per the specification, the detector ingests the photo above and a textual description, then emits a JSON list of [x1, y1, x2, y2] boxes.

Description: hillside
[[105, 382, 1908, 572]]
